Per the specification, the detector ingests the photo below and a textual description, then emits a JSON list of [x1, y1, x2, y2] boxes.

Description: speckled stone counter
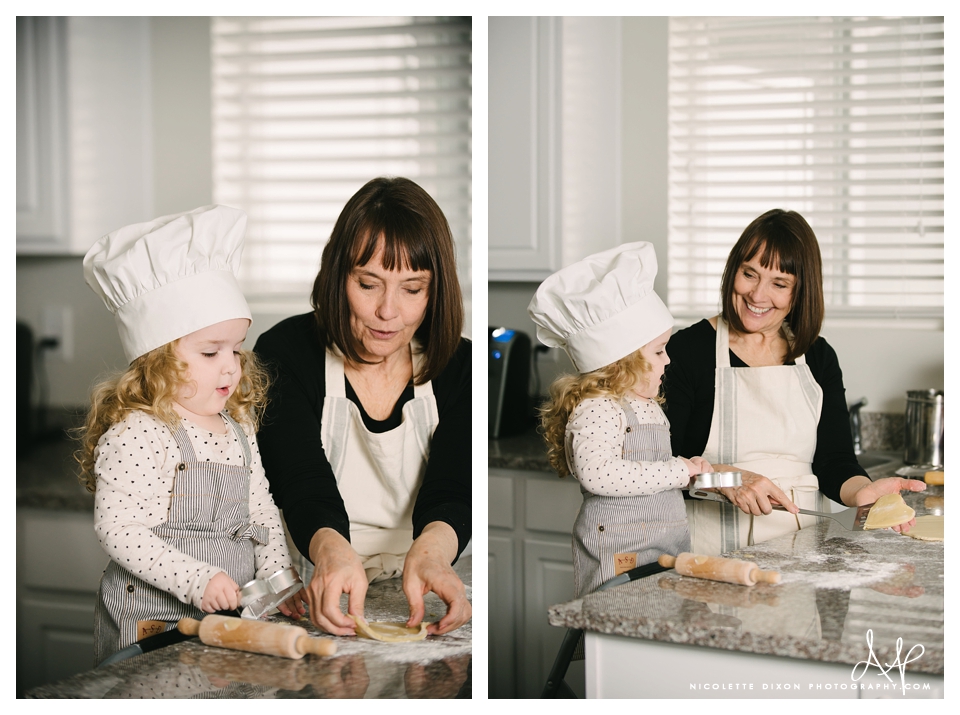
[[489, 429, 550, 471], [548, 489, 943, 684], [17, 434, 95, 511], [26, 556, 472, 699]]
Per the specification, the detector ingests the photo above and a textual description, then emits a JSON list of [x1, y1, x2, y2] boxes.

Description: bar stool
[[541, 560, 670, 698]]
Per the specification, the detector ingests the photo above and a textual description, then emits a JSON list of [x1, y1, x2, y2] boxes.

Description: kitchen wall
[[16, 18, 299, 411], [488, 18, 944, 415]]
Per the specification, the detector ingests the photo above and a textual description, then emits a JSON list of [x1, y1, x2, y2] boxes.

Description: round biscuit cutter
[[688, 471, 742, 502], [239, 567, 303, 619]]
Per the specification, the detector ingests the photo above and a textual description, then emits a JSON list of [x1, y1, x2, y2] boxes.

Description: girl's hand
[[402, 522, 471, 636], [202, 572, 241, 613], [683, 456, 713, 476], [276, 568, 307, 620], [715, 466, 799, 516], [305, 528, 368, 636], [848, 476, 926, 533]]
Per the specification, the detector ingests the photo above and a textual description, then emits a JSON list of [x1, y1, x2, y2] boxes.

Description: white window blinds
[[211, 16, 472, 329], [667, 16, 943, 320]]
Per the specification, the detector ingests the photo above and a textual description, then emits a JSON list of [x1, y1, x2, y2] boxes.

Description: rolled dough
[[349, 615, 428, 642], [902, 515, 944, 542], [863, 493, 916, 530]]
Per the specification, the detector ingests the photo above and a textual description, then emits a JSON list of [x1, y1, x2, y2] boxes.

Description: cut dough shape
[[902, 515, 943, 542], [863, 493, 916, 530], [349, 615, 428, 642]]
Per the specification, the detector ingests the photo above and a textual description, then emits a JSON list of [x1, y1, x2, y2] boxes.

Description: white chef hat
[[527, 242, 674, 373], [83, 205, 252, 363]]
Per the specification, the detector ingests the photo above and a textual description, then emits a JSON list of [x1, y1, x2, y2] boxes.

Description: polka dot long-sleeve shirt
[[93, 410, 293, 611], [565, 395, 690, 497]]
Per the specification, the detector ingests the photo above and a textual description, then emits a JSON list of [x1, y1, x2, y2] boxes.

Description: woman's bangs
[[745, 235, 798, 277], [353, 223, 433, 274]]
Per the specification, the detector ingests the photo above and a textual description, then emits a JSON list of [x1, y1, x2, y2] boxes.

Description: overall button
[[127, 584, 135, 593]]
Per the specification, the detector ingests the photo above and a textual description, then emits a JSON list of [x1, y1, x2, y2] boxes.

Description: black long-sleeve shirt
[[662, 319, 867, 504], [254, 313, 472, 562]]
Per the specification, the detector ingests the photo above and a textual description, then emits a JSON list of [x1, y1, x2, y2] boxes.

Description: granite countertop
[[489, 428, 551, 472], [548, 489, 943, 675], [26, 556, 472, 699], [17, 433, 95, 511]]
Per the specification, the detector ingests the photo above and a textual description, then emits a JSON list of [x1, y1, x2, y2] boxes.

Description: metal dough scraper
[[240, 567, 304, 619], [687, 471, 875, 530]]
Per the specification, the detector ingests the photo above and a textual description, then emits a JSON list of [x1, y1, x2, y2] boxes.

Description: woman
[[254, 177, 471, 636], [664, 209, 923, 555]]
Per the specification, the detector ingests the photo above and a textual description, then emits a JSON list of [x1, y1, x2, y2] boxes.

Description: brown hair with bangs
[[311, 176, 464, 384], [720, 209, 824, 363]]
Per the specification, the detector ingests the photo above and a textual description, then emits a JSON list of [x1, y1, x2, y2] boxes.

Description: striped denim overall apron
[[571, 398, 690, 598], [94, 414, 268, 664], [685, 318, 823, 556], [285, 345, 439, 586]]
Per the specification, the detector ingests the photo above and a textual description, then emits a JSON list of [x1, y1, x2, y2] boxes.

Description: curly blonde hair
[[75, 342, 269, 493], [539, 347, 661, 479]]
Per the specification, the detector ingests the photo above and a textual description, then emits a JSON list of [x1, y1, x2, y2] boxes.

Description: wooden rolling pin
[[658, 553, 781, 586], [178, 615, 337, 659], [924, 470, 944, 485]]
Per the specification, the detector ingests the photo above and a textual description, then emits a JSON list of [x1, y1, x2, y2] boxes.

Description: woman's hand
[[276, 567, 307, 620], [715, 466, 799, 516], [201, 572, 241, 613], [843, 476, 926, 533], [305, 528, 368, 635], [402, 522, 471, 636]]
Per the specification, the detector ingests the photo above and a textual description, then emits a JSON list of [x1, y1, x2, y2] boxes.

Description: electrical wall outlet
[[40, 306, 74, 361]]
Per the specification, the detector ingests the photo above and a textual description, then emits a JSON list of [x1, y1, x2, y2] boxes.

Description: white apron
[[686, 318, 823, 556], [288, 345, 439, 585]]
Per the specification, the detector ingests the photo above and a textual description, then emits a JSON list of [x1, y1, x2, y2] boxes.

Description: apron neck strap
[[325, 343, 432, 397], [716, 317, 732, 367], [716, 317, 806, 367]]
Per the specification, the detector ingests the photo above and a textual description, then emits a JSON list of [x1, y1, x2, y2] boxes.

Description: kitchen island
[[25, 555, 472, 699], [547, 488, 943, 698]]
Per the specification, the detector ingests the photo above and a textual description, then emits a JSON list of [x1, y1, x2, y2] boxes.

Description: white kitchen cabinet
[[17, 508, 108, 696], [488, 17, 622, 281], [17, 16, 152, 256], [585, 633, 944, 699], [488, 17, 561, 280], [488, 467, 585, 698]]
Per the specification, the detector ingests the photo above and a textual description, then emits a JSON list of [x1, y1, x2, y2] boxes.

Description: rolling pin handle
[[658, 554, 677, 568], [296, 635, 338, 657], [754, 569, 782, 584], [177, 618, 201, 636]]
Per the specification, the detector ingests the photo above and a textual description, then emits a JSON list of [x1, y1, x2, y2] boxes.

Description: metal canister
[[904, 389, 944, 468]]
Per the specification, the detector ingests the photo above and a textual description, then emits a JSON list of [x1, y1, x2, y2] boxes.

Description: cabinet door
[[17, 509, 107, 696], [16, 17, 68, 249], [488, 535, 516, 698], [522, 537, 579, 698], [17, 594, 97, 696], [488, 17, 561, 280]]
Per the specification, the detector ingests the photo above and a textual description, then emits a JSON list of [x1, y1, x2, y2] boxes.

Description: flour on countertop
[[776, 552, 903, 591]]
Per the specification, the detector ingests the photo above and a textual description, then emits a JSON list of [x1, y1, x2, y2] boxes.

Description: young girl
[[78, 205, 303, 664], [528, 242, 712, 597]]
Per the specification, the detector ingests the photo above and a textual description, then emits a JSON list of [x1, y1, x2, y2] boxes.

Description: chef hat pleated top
[[527, 242, 674, 374], [83, 205, 252, 363]]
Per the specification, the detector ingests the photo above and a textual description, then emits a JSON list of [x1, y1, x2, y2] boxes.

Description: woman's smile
[[733, 257, 795, 335]]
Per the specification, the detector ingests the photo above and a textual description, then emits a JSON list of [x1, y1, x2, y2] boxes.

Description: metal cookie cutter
[[688, 471, 742, 503], [239, 567, 303, 619]]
